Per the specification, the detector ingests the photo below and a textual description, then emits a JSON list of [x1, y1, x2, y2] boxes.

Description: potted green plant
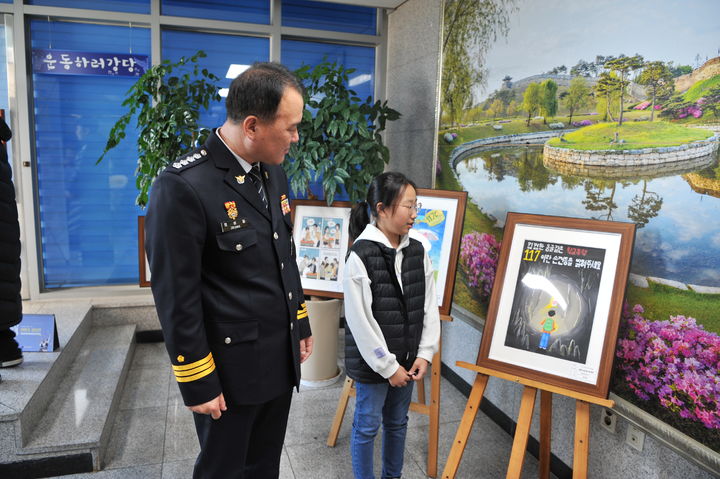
[[286, 60, 401, 205], [97, 51, 221, 207], [287, 60, 401, 385]]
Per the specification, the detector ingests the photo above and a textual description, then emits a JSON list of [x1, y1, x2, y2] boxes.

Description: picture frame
[[138, 216, 151, 287], [477, 212, 636, 398], [291, 199, 353, 299], [414, 188, 467, 316]]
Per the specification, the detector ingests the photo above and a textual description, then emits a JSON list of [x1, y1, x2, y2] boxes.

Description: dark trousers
[[0, 329, 20, 355], [192, 389, 293, 479]]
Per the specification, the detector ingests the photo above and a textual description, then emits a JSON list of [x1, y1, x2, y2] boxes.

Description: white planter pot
[[300, 298, 343, 386]]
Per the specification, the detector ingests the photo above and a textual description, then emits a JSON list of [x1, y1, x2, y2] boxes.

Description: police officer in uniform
[[145, 62, 313, 479]]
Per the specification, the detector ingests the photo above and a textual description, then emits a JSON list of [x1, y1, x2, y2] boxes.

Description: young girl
[[344, 171, 440, 479]]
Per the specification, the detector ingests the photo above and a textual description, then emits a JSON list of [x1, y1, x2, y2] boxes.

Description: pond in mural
[[454, 145, 720, 286]]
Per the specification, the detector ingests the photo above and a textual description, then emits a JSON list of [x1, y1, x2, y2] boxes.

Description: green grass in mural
[[546, 121, 712, 150], [625, 282, 720, 333], [683, 74, 720, 103]]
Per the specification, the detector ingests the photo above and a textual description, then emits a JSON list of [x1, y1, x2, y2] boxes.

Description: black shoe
[[0, 349, 23, 368]]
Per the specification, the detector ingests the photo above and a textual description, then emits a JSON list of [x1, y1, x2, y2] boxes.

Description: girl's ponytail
[[349, 200, 371, 241]]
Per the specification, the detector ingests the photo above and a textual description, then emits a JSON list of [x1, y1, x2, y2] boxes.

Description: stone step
[[0, 301, 94, 445], [18, 323, 136, 469]]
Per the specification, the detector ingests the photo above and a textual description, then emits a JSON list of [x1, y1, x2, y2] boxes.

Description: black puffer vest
[[345, 237, 426, 383]]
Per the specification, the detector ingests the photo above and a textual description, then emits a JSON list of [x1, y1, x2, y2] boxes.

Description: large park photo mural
[[440, 0, 720, 451]]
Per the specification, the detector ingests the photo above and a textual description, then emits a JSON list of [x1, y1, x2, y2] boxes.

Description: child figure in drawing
[[538, 309, 557, 350]]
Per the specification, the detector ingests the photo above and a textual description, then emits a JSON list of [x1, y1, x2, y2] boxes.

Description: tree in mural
[[706, 85, 720, 118], [522, 82, 542, 126], [540, 79, 558, 123], [442, 47, 476, 125], [582, 181, 619, 221], [488, 98, 505, 119], [442, 0, 517, 124], [627, 180, 663, 228], [564, 77, 590, 126], [507, 99, 519, 116], [604, 54, 644, 125], [638, 61, 674, 121], [595, 72, 622, 121]]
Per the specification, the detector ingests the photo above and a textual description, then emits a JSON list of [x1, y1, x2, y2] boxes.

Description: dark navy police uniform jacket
[[145, 130, 311, 407]]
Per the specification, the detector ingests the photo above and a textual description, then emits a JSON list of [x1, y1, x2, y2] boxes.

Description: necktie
[[249, 163, 268, 210]]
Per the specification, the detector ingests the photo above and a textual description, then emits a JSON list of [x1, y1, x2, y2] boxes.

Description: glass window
[[0, 20, 12, 177], [282, 0, 376, 35], [282, 39, 375, 102], [161, 29, 269, 128], [0, 22, 9, 113], [281, 39, 376, 200], [26, 0, 150, 14], [30, 20, 151, 288], [161, 0, 270, 24]]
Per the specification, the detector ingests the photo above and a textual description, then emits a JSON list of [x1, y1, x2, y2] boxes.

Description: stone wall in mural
[[440, 0, 720, 453]]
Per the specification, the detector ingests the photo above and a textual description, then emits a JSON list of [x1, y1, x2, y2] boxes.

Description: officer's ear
[[242, 115, 259, 139]]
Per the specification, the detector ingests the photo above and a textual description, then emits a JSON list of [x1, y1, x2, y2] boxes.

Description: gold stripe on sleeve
[[172, 352, 213, 371], [174, 358, 216, 378], [175, 362, 216, 383]]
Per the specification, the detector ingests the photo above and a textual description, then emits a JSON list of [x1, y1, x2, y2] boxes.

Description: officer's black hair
[[226, 62, 304, 123], [349, 171, 417, 241], [548, 310, 556, 317]]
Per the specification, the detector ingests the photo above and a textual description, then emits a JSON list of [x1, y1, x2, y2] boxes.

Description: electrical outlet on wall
[[626, 424, 645, 452], [600, 408, 617, 433]]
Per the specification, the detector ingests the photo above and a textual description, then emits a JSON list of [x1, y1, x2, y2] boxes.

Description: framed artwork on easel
[[478, 212, 636, 399], [414, 188, 467, 316], [290, 199, 353, 299]]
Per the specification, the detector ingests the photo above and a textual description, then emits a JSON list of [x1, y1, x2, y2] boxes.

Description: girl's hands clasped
[[408, 358, 429, 381], [388, 365, 413, 387]]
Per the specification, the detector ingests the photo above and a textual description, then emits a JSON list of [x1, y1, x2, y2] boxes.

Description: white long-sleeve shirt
[[343, 224, 441, 379]]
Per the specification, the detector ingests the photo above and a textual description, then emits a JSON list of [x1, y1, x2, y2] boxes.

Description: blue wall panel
[[161, 30, 269, 129], [31, 20, 151, 287]]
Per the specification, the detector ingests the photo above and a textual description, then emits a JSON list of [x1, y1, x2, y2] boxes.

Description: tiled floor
[[50, 342, 545, 478]]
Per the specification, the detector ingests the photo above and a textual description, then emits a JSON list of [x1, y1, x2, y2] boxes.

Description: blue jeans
[[351, 381, 414, 479]]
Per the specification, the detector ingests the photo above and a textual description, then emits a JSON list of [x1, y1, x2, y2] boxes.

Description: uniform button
[[288, 292, 293, 300], [281, 262, 284, 270], [224, 337, 231, 344], [273, 232, 279, 240], [290, 322, 294, 331], [235, 244, 243, 251]]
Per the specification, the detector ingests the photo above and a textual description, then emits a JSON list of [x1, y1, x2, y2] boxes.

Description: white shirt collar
[[216, 127, 253, 174], [355, 223, 411, 251]]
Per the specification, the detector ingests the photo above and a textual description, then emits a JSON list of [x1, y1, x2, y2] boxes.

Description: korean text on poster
[[32, 49, 148, 77]]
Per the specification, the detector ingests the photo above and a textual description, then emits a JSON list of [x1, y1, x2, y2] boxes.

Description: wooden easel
[[442, 361, 614, 479], [327, 313, 453, 478]]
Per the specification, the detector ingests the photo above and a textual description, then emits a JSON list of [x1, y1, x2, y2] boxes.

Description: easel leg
[[539, 390, 552, 479], [327, 377, 355, 447], [417, 375, 427, 404], [441, 373, 489, 479], [506, 386, 538, 479], [427, 343, 442, 477], [572, 400, 590, 479]]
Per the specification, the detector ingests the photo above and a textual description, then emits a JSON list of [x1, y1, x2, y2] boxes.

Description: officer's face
[[254, 87, 303, 165]]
